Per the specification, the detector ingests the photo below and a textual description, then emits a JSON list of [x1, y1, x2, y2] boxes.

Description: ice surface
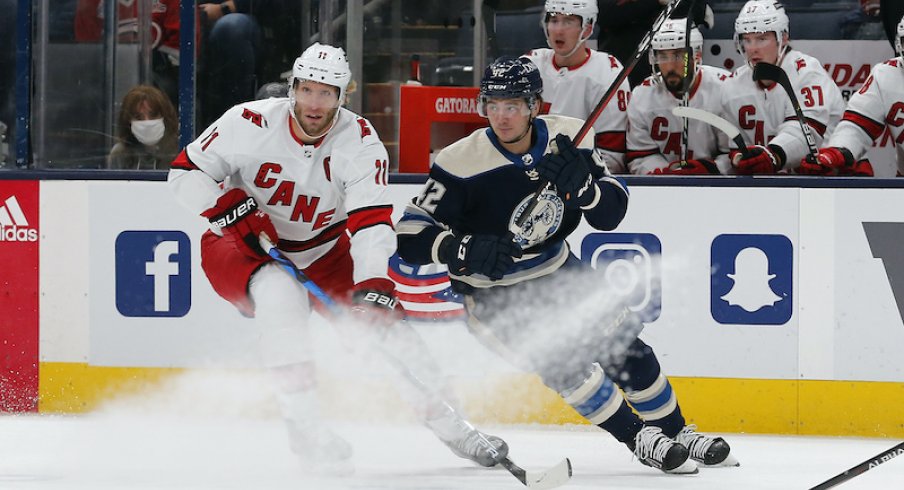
[[2, 372, 901, 490], [1, 413, 902, 489]]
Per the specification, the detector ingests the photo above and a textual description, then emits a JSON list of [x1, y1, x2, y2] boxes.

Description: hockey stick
[[809, 441, 904, 490], [671, 106, 751, 157], [512, 0, 685, 235], [751, 62, 819, 163], [679, 4, 694, 162], [259, 237, 573, 490]]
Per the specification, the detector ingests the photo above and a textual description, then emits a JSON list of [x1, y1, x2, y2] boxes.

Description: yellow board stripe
[[39, 362, 183, 413], [39, 363, 904, 437]]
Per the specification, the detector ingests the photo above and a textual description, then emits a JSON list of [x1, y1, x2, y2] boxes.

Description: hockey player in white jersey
[[398, 56, 738, 475], [168, 42, 507, 473], [721, 0, 845, 174], [527, 0, 629, 173], [626, 18, 731, 175], [802, 14, 904, 176]]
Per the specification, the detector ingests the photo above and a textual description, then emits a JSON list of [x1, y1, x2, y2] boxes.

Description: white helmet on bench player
[[543, 0, 598, 52], [734, 0, 790, 60], [290, 43, 352, 109]]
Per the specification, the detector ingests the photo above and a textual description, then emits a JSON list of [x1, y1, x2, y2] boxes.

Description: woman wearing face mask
[[108, 85, 179, 170]]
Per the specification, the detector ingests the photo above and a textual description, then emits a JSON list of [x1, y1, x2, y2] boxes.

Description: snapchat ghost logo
[[720, 247, 782, 312], [711, 234, 792, 325]]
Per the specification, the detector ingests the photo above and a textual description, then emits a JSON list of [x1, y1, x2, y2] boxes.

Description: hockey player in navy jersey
[[397, 56, 738, 474], [169, 42, 507, 474]]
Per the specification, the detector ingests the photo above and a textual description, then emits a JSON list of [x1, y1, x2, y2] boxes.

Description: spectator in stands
[[0, 0, 14, 166], [197, 1, 302, 126], [74, 0, 179, 105], [108, 85, 179, 170], [74, 0, 138, 42], [597, 0, 713, 87], [198, 1, 262, 125], [719, 0, 845, 175], [627, 18, 731, 174], [841, 0, 885, 40]]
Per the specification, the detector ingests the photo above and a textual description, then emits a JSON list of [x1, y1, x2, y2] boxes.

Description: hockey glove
[[797, 159, 834, 175], [840, 159, 874, 177], [536, 134, 597, 209], [350, 278, 402, 327], [814, 147, 855, 169], [731, 144, 785, 175], [438, 232, 523, 281], [667, 158, 720, 175], [202, 188, 278, 259]]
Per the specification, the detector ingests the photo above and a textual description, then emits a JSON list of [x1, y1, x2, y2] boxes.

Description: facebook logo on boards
[[580, 233, 662, 322], [711, 234, 792, 325], [115, 231, 191, 317]]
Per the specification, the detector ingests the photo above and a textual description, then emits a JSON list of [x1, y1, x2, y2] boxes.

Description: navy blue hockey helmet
[[479, 56, 543, 99], [478, 56, 543, 117]]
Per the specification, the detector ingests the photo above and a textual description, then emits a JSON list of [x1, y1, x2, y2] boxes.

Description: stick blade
[[526, 458, 573, 490], [752, 62, 783, 83], [671, 106, 741, 140]]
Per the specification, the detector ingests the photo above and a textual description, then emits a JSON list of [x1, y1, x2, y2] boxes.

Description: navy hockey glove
[[202, 188, 278, 259], [438, 232, 523, 281], [536, 134, 597, 208], [350, 278, 402, 327], [731, 144, 785, 175]]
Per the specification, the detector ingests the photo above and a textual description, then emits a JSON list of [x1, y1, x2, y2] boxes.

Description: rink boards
[[3, 178, 904, 437]]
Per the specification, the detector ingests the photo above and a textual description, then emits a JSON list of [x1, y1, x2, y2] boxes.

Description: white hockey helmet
[[896, 14, 904, 59], [289, 43, 352, 108], [649, 18, 704, 63], [542, 0, 598, 46], [649, 18, 702, 92], [733, 0, 790, 58]]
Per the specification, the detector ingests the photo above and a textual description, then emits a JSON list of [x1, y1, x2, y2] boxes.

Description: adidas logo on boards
[[0, 196, 38, 242]]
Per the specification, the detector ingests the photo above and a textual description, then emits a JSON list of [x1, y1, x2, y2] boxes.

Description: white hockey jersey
[[720, 49, 845, 171], [828, 58, 904, 174], [168, 98, 395, 285], [527, 47, 629, 173], [626, 65, 732, 174]]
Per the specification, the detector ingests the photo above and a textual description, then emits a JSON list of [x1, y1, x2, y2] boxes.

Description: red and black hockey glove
[[731, 144, 785, 175], [438, 232, 523, 281], [536, 134, 597, 208], [350, 278, 403, 327], [814, 147, 855, 169], [838, 159, 874, 177], [667, 158, 720, 175], [202, 188, 278, 259]]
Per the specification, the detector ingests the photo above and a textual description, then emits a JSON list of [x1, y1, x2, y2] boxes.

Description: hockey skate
[[674, 424, 739, 467], [629, 426, 698, 474], [425, 408, 509, 467], [287, 420, 354, 476]]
